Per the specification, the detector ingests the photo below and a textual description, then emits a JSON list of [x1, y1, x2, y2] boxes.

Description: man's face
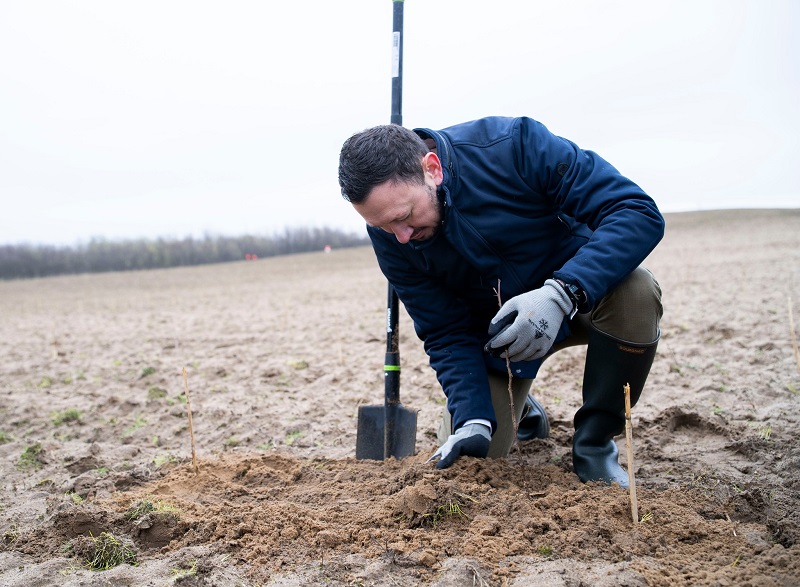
[[353, 152, 444, 244]]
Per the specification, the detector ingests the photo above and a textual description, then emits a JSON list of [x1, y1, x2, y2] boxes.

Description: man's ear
[[422, 152, 444, 185]]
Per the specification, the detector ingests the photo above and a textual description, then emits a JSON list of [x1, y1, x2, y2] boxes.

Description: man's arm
[[513, 117, 665, 307], [367, 227, 497, 434]]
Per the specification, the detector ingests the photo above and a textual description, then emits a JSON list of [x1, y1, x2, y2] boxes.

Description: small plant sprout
[[170, 560, 198, 580], [153, 453, 178, 469], [147, 386, 167, 400], [3, 523, 20, 545], [126, 498, 181, 522], [466, 564, 491, 587], [123, 415, 146, 437], [421, 500, 467, 527], [18, 443, 44, 471], [167, 393, 188, 406], [84, 532, 137, 570], [536, 545, 554, 557], [51, 408, 82, 426], [140, 366, 157, 378], [747, 422, 774, 441], [126, 499, 156, 520], [759, 424, 773, 441], [285, 431, 303, 445], [640, 512, 654, 523]]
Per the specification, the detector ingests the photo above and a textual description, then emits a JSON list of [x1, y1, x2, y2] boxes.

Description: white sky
[[1, 0, 798, 246]]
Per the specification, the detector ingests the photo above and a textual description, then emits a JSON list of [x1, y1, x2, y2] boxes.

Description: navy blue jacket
[[367, 117, 664, 433]]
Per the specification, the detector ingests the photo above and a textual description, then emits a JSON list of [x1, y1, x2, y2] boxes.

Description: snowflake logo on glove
[[530, 318, 550, 340]]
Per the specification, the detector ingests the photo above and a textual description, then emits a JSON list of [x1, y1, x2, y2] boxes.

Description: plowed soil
[[1, 209, 799, 586]]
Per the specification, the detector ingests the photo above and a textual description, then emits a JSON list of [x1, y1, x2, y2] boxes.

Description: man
[[338, 117, 663, 486]]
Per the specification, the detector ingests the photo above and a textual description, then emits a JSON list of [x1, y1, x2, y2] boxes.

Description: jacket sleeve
[[512, 117, 665, 309], [367, 227, 497, 433]]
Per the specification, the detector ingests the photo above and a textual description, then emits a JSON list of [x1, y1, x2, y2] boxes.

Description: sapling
[[789, 297, 799, 374], [182, 368, 199, 473], [624, 383, 639, 523], [494, 280, 519, 440]]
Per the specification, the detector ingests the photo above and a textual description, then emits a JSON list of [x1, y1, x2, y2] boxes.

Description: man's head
[[338, 124, 444, 244]]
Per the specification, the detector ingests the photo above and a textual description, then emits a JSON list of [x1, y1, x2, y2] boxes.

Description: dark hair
[[338, 124, 430, 203]]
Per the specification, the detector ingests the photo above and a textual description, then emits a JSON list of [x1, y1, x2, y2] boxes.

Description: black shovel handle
[[384, 0, 404, 459], [390, 0, 403, 126]]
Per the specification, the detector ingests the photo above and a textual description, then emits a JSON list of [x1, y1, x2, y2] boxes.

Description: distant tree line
[[0, 227, 370, 280]]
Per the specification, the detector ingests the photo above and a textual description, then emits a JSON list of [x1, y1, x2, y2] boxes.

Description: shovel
[[355, 284, 418, 459], [355, 0, 417, 460]]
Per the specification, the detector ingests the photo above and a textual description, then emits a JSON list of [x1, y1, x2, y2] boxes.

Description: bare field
[[1, 209, 799, 586]]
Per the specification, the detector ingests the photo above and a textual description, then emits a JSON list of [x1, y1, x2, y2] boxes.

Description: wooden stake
[[624, 383, 638, 523], [789, 297, 800, 375], [182, 367, 200, 474]]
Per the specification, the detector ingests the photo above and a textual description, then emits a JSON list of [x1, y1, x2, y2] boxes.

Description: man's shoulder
[[438, 116, 517, 142]]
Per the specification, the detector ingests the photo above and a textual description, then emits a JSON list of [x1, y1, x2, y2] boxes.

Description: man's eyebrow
[[376, 208, 410, 227]]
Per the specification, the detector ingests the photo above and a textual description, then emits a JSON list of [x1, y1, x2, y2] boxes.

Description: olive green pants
[[438, 266, 663, 457]]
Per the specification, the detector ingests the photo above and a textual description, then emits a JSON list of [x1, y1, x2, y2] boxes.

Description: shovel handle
[[384, 286, 401, 459], [391, 1, 403, 125], [384, 0, 404, 460], [385, 283, 400, 405]]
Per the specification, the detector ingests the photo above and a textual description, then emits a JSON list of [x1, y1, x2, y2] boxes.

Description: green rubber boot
[[572, 327, 659, 486]]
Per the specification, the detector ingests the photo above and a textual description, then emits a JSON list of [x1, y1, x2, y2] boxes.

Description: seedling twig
[[624, 383, 638, 523], [182, 368, 199, 474], [494, 280, 518, 438], [789, 296, 800, 375]]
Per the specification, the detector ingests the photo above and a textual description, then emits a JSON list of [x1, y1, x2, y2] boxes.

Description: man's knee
[[591, 267, 662, 343]]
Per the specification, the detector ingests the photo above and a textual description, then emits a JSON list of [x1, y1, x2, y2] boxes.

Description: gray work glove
[[426, 423, 491, 469], [485, 279, 573, 362]]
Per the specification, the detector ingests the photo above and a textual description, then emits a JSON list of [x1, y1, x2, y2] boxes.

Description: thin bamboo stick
[[789, 297, 800, 375], [624, 383, 638, 523], [182, 367, 200, 474]]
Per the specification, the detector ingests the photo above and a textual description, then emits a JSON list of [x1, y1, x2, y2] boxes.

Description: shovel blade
[[355, 404, 417, 460]]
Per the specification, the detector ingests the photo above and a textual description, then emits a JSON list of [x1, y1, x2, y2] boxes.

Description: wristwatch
[[553, 278, 587, 318]]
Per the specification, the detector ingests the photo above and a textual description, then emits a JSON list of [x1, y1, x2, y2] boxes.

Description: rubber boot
[[572, 327, 659, 486], [516, 395, 550, 441]]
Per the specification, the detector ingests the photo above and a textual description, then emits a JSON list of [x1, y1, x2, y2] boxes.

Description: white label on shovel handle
[[391, 32, 400, 78]]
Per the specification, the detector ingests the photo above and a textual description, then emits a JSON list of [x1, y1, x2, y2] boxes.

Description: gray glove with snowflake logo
[[484, 279, 573, 362]]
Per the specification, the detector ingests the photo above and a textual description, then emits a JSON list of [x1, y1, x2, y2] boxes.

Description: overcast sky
[[1, 0, 797, 246]]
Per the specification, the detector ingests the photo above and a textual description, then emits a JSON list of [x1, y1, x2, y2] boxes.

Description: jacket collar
[[413, 127, 455, 187]]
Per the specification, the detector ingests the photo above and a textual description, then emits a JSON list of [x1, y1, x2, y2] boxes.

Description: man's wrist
[[553, 278, 587, 318], [462, 419, 492, 434]]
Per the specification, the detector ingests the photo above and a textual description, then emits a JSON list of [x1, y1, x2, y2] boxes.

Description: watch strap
[[553, 278, 586, 318]]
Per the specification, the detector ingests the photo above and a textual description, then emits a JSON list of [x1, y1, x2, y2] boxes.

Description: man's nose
[[391, 223, 413, 244]]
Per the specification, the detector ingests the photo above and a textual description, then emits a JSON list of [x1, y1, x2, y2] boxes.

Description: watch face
[[567, 284, 586, 305]]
